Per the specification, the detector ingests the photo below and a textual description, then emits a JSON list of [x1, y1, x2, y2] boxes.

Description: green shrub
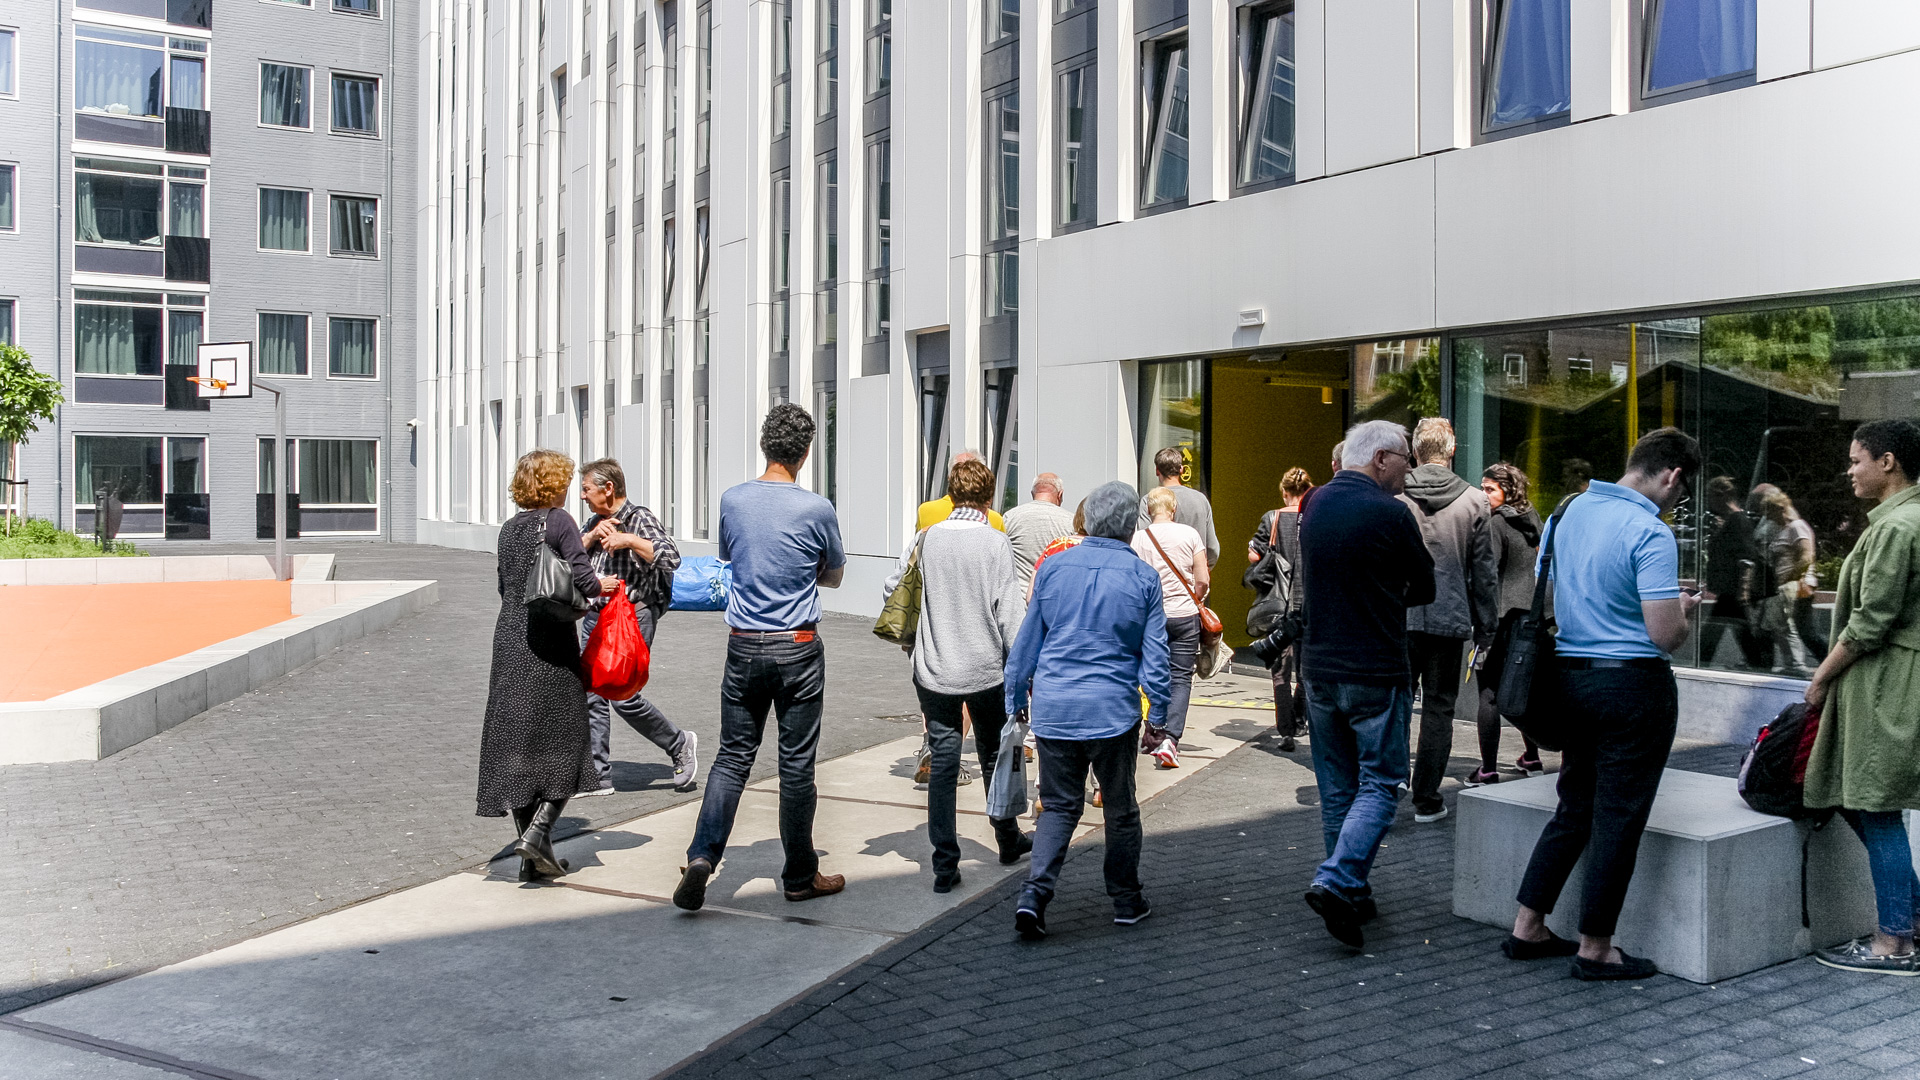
[[0, 518, 144, 559]]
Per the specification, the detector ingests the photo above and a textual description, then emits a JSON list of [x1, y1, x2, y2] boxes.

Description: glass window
[[169, 437, 205, 494], [985, 250, 1018, 319], [258, 311, 310, 375], [1354, 337, 1442, 429], [1483, 0, 1570, 132], [697, 2, 712, 171], [0, 165, 13, 231], [300, 439, 378, 504], [75, 436, 163, 504], [986, 89, 1019, 242], [333, 0, 380, 15], [329, 194, 378, 255], [663, 18, 678, 178], [817, 0, 838, 119], [260, 62, 311, 128], [331, 73, 379, 134], [168, 182, 203, 238], [0, 300, 13, 345], [1238, 5, 1296, 188], [169, 56, 204, 111], [75, 304, 163, 375], [865, 137, 890, 341], [771, 1, 791, 138], [816, 152, 838, 347], [662, 215, 677, 317], [167, 309, 201, 366], [1141, 35, 1189, 207], [1137, 359, 1206, 494], [329, 316, 378, 377], [1645, 0, 1755, 95], [696, 204, 710, 312], [259, 188, 310, 250], [0, 29, 15, 97], [772, 174, 791, 294], [867, 8, 891, 96], [75, 170, 163, 246], [986, 0, 1018, 44], [1057, 65, 1093, 229], [76, 28, 164, 119]]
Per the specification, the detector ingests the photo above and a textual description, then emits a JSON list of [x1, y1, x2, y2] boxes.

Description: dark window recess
[[75, 246, 166, 277], [74, 377, 166, 406], [164, 493, 210, 539], [256, 493, 303, 539], [165, 108, 211, 155], [167, 0, 211, 29], [165, 236, 210, 282], [75, 113, 166, 149], [165, 367, 211, 410]]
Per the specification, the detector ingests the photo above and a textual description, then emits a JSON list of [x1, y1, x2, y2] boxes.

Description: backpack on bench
[[1736, 701, 1836, 928]]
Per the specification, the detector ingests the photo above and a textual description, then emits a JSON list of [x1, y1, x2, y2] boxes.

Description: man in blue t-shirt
[[1504, 427, 1702, 982], [675, 404, 848, 911]]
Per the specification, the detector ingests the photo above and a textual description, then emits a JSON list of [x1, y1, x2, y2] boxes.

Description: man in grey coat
[[1398, 418, 1499, 823]]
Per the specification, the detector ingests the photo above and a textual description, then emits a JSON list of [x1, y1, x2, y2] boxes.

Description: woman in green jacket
[[1803, 418, 1920, 976]]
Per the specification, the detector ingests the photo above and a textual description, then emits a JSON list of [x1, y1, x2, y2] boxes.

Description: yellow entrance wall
[[1207, 360, 1348, 648]]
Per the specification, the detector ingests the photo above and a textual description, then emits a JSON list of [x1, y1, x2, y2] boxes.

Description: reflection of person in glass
[[1760, 489, 1827, 676], [1698, 476, 1769, 671], [1802, 419, 1920, 976], [1467, 463, 1542, 785]]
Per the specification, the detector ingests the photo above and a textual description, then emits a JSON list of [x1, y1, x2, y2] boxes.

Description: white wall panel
[[1812, 0, 1920, 69], [898, 0, 953, 332], [1293, 0, 1326, 180], [1435, 51, 1920, 328], [1418, 0, 1473, 153], [840, 370, 900, 556], [1323, 0, 1420, 175], [1570, 0, 1630, 121], [1757, 0, 1813, 80], [1034, 158, 1437, 366], [1032, 361, 1132, 498]]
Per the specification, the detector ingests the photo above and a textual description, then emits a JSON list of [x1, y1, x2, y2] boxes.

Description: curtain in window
[[1487, 0, 1571, 129], [0, 300, 13, 345], [260, 63, 309, 127], [76, 40, 163, 117], [76, 305, 161, 375], [75, 436, 163, 505], [258, 312, 309, 375], [169, 183, 203, 238], [1143, 43, 1190, 205], [331, 75, 378, 132], [75, 174, 162, 246], [0, 30, 15, 96], [169, 57, 205, 111], [0, 165, 13, 231], [329, 318, 377, 377], [1647, 0, 1755, 92], [330, 196, 376, 254], [333, 0, 379, 12], [168, 310, 202, 366], [259, 189, 308, 250], [299, 439, 376, 504]]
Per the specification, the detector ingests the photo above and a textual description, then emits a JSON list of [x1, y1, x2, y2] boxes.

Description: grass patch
[[0, 518, 144, 559]]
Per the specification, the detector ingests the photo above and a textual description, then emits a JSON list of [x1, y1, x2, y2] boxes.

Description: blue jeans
[[1162, 614, 1201, 741], [1304, 680, 1411, 899], [1841, 809, 1920, 938], [686, 633, 826, 893]]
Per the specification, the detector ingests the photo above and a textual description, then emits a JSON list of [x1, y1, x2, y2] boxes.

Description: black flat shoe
[[1570, 950, 1658, 981], [1015, 904, 1048, 940], [674, 858, 713, 911], [933, 871, 963, 894], [1502, 931, 1579, 960], [1304, 884, 1363, 948]]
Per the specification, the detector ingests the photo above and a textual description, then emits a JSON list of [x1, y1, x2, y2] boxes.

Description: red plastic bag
[[583, 590, 651, 701]]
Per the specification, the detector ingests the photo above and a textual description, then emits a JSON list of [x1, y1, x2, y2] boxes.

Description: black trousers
[[1025, 728, 1143, 911], [1516, 664, 1678, 937], [913, 681, 1011, 878], [1408, 632, 1467, 815]]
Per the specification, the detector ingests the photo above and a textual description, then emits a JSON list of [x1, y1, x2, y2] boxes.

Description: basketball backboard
[[194, 341, 255, 398]]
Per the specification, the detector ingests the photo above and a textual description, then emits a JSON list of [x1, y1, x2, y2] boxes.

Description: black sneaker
[[1015, 904, 1048, 940], [1304, 884, 1363, 948], [673, 858, 713, 911], [1113, 901, 1152, 926], [1356, 896, 1378, 924], [1569, 949, 1658, 981], [1502, 931, 1579, 960], [933, 871, 963, 894], [1815, 937, 1920, 976]]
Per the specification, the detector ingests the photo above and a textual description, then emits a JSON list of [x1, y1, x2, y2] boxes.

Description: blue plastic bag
[[670, 556, 732, 611]]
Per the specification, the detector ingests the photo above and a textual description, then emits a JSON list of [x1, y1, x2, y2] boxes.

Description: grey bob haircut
[[1082, 481, 1140, 542]]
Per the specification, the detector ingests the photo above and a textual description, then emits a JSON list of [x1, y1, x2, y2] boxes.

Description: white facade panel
[[1813, 0, 1920, 69], [1322, 0, 1420, 175], [1757, 0, 1814, 80]]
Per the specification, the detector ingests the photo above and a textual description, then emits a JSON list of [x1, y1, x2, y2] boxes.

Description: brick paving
[[664, 733, 1919, 1080], [0, 543, 922, 1014]]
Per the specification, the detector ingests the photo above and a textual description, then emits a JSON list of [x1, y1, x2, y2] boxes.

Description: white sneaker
[[576, 785, 616, 798], [1151, 738, 1179, 769]]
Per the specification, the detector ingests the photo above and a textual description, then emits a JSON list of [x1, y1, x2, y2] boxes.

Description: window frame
[[1638, 0, 1757, 106], [863, 134, 891, 344], [327, 69, 381, 137], [73, 158, 167, 250], [257, 185, 312, 253], [0, 26, 19, 100], [817, 0, 839, 121], [1054, 60, 1095, 234], [1138, 30, 1191, 213], [985, 0, 1019, 46], [327, 192, 380, 258], [258, 60, 314, 131], [257, 309, 313, 377], [0, 162, 16, 233], [73, 433, 208, 526], [1479, 0, 1572, 140], [74, 25, 169, 123], [866, 0, 892, 99], [73, 298, 166, 381], [258, 437, 383, 527], [1234, 1, 1297, 197], [326, 314, 379, 379], [331, 0, 383, 19]]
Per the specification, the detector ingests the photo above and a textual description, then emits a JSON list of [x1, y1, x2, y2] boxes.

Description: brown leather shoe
[[784, 873, 846, 902]]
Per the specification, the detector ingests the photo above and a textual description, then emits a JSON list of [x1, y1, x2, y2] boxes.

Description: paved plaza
[[3, 545, 1918, 1080]]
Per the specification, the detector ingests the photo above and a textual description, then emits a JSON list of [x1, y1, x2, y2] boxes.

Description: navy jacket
[[1299, 471, 1437, 686]]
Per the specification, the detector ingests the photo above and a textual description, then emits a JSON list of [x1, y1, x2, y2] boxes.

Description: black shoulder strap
[[1526, 494, 1580, 620]]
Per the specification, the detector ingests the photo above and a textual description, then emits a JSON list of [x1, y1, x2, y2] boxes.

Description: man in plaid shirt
[[576, 458, 700, 794]]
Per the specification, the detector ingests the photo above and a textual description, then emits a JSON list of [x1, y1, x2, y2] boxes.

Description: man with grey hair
[[1004, 472, 1075, 589], [1397, 417, 1498, 824], [1296, 420, 1435, 948], [1004, 480, 1171, 939]]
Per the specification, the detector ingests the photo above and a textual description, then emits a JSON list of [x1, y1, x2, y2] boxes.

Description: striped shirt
[[582, 500, 681, 618]]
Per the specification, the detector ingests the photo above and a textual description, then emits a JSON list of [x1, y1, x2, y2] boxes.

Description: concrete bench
[[1453, 769, 1877, 983]]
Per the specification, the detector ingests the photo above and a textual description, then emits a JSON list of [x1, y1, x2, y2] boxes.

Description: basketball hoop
[[186, 376, 231, 391]]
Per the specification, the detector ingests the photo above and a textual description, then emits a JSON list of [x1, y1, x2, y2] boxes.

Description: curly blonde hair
[[510, 449, 575, 509]]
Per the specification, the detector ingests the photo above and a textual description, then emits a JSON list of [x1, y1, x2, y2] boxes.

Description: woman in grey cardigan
[[886, 457, 1033, 892]]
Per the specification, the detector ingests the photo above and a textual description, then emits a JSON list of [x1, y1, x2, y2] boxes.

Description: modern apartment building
[[415, 0, 1920, 699], [0, 0, 416, 543]]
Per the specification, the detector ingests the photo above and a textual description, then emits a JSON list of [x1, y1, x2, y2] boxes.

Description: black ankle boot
[[993, 818, 1033, 865], [514, 799, 571, 878], [511, 806, 537, 880]]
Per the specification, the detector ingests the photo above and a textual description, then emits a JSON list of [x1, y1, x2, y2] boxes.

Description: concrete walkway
[[6, 684, 1276, 1080]]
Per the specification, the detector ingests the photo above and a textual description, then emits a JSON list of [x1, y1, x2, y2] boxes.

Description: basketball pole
[[257, 378, 288, 581]]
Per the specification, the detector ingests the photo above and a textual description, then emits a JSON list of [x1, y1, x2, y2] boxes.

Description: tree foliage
[[0, 344, 64, 446]]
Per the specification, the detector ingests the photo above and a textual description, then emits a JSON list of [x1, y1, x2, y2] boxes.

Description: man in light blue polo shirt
[[1504, 428, 1703, 981]]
